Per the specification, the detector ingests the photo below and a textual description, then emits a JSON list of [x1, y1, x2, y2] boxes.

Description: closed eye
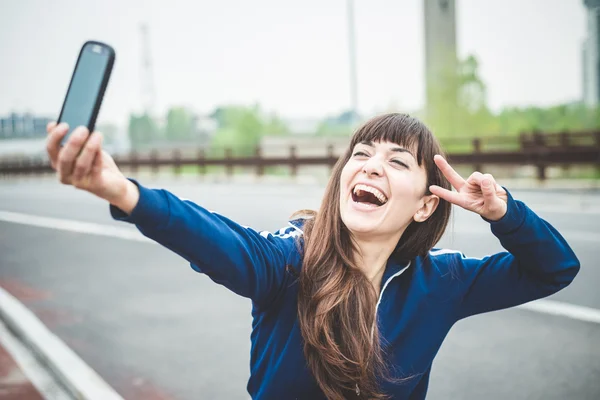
[[391, 159, 409, 168], [353, 151, 369, 157]]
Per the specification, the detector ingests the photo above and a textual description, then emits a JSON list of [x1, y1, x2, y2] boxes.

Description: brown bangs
[[349, 114, 426, 166]]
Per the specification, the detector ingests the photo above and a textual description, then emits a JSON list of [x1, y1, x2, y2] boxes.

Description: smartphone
[[57, 40, 115, 145]]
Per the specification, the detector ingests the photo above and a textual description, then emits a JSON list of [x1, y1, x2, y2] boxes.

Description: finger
[[466, 171, 484, 186], [479, 173, 504, 194], [468, 172, 495, 191], [467, 172, 502, 197], [46, 121, 57, 134], [433, 155, 466, 191], [90, 149, 103, 175], [46, 123, 69, 169], [72, 132, 103, 182], [429, 185, 466, 208], [480, 173, 497, 202], [57, 126, 90, 183]]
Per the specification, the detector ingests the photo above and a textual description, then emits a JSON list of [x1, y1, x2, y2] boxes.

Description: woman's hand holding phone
[[46, 122, 139, 214]]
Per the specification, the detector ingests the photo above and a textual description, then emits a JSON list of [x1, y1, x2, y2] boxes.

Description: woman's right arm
[[110, 178, 301, 307], [46, 122, 300, 308]]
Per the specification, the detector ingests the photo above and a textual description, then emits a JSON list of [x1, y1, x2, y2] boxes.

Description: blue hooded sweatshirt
[[110, 180, 580, 399]]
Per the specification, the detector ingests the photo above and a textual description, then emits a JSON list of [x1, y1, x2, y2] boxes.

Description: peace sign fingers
[[432, 155, 465, 191], [428, 155, 509, 221], [428, 155, 468, 208]]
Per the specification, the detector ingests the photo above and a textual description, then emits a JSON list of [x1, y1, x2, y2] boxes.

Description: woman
[[45, 113, 579, 399]]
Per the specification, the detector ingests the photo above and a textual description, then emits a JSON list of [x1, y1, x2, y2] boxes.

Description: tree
[[423, 53, 600, 138], [263, 113, 290, 136], [128, 113, 160, 148], [494, 103, 600, 135], [209, 105, 289, 156], [166, 107, 194, 141], [424, 54, 496, 137]]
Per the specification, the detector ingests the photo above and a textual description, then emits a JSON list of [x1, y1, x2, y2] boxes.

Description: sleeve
[[436, 188, 580, 319], [109, 179, 302, 308]]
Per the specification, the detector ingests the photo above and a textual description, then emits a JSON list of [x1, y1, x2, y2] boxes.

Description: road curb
[[0, 286, 124, 400]]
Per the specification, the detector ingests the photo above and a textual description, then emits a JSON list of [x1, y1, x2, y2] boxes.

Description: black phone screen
[[58, 42, 113, 143]]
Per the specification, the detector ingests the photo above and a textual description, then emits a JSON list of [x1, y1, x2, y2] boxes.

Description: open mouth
[[351, 184, 388, 207]]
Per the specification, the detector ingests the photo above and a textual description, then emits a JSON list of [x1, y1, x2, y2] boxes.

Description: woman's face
[[339, 140, 438, 240]]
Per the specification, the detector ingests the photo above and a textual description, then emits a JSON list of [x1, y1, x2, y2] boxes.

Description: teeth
[[353, 184, 388, 204]]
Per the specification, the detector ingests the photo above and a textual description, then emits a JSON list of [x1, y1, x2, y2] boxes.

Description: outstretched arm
[[109, 180, 301, 308], [45, 122, 299, 309]]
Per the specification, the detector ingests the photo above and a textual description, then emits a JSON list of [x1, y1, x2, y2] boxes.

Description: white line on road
[[0, 210, 152, 243], [533, 205, 600, 216], [518, 299, 600, 325], [1, 209, 599, 326], [447, 226, 600, 244], [2, 209, 599, 244], [0, 319, 72, 400], [0, 287, 125, 400]]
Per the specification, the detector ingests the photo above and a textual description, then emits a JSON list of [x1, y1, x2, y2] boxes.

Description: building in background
[[423, 0, 457, 112], [0, 113, 51, 139], [583, 0, 600, 106]]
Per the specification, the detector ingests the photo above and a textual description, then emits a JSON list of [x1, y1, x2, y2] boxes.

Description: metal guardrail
[[1, 131, 599, 181]]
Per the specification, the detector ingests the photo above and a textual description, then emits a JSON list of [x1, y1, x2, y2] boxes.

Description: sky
[[0, 0, 587, 129]]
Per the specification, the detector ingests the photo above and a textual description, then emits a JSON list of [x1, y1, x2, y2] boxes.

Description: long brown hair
[[296, 113, 452, 399]]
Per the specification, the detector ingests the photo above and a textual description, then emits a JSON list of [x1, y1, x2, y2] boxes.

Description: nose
[[362, 156, 384, 177]]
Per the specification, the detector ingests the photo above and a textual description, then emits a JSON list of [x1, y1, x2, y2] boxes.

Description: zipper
[[358, 261, 412, 395], [370, 261, 411, 341], [375, 261, 411, 312]]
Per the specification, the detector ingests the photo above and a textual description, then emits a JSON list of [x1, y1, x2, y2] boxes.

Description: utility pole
[[583, 0, 600, 106], [140, 23, 157, 117], [347, 0, 359, 123]]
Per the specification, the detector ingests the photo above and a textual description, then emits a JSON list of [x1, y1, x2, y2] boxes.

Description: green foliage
[[210, 105, 289, 156], [423, 53, 600, 138], [263, 113, 291, 136], [211, 127, 256, 156], [126, 105, 290, 154], [128, 113, 160, 148], [496, 104, 600, 134], [424, 54, 491, 137], [126, 60, 599, 155], [166, 107, 194, 141]]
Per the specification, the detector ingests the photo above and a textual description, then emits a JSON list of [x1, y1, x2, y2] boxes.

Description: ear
[[413, 194, 440, 223]]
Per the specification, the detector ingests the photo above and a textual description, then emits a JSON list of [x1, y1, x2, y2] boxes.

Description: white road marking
[[518, 299, 600, 325], [2, 209, 598, 244], [533, 206, 600, 216], [0, 210, 152, 243], [0, 288, 125, 399], [448, 226, 600, 244], [0, 319, 72, 400], [1, 210, 599, 327]]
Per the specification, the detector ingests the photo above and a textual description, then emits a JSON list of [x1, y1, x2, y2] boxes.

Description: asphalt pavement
[[0, 177, 599, 400]]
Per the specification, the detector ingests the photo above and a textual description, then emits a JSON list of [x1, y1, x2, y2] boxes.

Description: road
[[0, 177, 599, 400]]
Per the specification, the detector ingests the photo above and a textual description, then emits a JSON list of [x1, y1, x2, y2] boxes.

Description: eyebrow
[[359, 140, 416, 159]]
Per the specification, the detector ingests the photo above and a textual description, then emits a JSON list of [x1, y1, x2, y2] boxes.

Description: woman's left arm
[[429, 155, 580, 318]]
